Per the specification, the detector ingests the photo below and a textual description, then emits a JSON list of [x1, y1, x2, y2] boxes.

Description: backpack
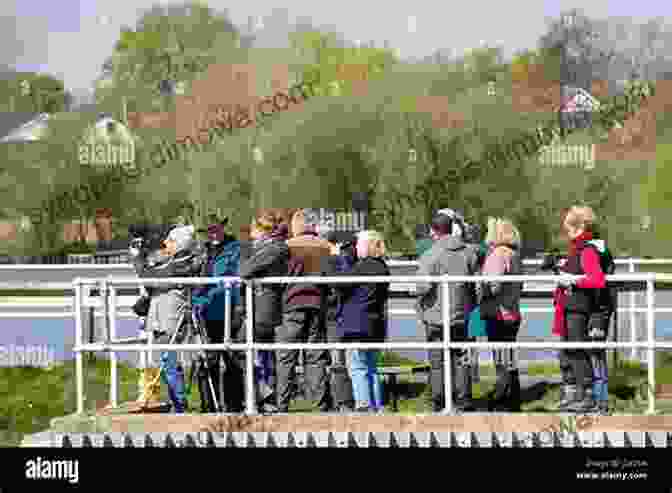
[[580, 240, 617, 340]]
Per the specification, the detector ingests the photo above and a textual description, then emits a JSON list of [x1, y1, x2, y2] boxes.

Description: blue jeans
[[160, 351, 186, 413], [349, 350, 383, 410]]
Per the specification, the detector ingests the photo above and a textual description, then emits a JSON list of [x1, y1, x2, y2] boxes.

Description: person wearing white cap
[[134, 223, 203, 413]]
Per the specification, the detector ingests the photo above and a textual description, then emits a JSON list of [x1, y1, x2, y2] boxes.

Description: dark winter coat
[[239, 234, 289, 330], [330, 256, 390, 342]]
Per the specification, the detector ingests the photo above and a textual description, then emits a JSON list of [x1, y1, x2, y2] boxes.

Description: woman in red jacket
[[553, 206, 607, 413]]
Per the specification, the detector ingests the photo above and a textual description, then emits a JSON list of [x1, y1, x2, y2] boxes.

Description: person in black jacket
[[239, 212, 289, 412], [320, 232, 356, 412], [331, 230, 390, 412]]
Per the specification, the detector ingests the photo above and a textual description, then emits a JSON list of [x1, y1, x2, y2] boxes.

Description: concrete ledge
[[21, 429, 672, 448], [47, 412, 672, 435]]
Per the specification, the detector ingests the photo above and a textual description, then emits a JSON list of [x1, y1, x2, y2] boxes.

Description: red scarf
[[568, 231, 593, 256]]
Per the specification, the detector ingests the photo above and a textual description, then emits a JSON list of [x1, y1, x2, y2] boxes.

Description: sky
[[1, 0, 670, 93]]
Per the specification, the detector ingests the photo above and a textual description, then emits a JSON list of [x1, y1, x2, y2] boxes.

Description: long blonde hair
[[485, 217, 521, 248], [357, 230, 387, 257]]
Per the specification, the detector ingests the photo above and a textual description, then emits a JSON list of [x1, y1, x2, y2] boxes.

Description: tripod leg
[[219, 353, 226, 412]]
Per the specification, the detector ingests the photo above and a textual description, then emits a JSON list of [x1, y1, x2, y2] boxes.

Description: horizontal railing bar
[[69, 273, 660, 286], [0, 312, 79, 318], [0, 282, 74, 290], [3, 258, 672, 270], [76, 341, 672, 351]]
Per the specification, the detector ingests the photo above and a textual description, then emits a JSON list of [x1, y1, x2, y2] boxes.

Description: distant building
[[0, 113, 51, 142]]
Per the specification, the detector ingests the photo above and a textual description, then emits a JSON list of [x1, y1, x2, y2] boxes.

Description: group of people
[[131, 203, 615, 416]]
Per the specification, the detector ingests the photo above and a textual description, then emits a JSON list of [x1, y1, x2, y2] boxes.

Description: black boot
[[488, 368, 521, 412], [506, 369, 521, 412], [566, 384, 596, 414], [488, 365, 509, 411], [330, 366, 354, 412], [557, 384, 578, 412], [453, 364, 474, 412]]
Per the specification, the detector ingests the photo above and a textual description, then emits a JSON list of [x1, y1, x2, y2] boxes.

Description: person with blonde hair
[[477, 217, 523, 411], [552, 205, 614, 413], [330, 229, 390, 412]]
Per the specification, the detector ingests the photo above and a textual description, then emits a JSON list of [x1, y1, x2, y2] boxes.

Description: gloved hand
[[557, 277, 575, 289], [195, 303, 208, 322]]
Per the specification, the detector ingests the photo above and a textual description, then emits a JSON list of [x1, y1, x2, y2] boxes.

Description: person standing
[[321, 231, 358, 411], [553, 205, 611, 413], [239, 211, 289, 413], [477, 217, 523, 412], [192, 219, 244, 412], [275, 209, 332, 412], [331, 230, 390, 412], [416, 209, 479, 412], [132, 224, 202, 413]]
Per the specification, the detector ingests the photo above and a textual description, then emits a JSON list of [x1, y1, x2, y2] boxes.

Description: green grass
[[4, 353, 672, 447]]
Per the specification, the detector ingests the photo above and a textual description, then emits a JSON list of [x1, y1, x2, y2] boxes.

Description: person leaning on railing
[[239, 211, 289, 413]]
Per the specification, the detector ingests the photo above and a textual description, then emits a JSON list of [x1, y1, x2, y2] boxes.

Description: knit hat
[[432, 208, 464, 237], [167, 224, 195, 252], [206, 223, 226, 241]]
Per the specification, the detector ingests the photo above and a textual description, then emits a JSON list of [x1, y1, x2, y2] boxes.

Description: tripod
[[165, 286, 222, 413]]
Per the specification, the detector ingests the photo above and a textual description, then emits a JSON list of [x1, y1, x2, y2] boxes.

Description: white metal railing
[[67, 272, 672, 416]]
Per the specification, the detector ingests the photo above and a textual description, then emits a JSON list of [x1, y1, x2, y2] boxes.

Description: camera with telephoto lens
[[128, 224, 174, 259]]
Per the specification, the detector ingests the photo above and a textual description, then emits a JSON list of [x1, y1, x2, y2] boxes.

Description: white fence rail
[[61, 272, 671, 416]]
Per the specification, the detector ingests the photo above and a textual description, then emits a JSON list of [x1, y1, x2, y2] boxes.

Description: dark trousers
[[202, 315, 245, 412], [276, 308, 330, 411], [327, 323, 354, 410], [487, 319, 521, 409], [424, 321, 473, 410], [254, 321, 277, 406], [559, 311, 593, 387], [488, 319, 520, 369]]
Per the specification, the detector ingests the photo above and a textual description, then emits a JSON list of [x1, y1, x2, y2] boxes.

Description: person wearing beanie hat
[[275, 208, 333, 412], [415, 208, 480, 412]]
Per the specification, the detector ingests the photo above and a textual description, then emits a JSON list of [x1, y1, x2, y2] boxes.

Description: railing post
[[108, 280, 118, 409], [646, 275, 656, 415], [101, 279, 109, 345], [441, 278, 453, 414], [629, 259, 637, 361], [74, 278, 85, 415], [224, 281, 232, 343], [139, 285, 147, 370], [244, 281, 257, 415]]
